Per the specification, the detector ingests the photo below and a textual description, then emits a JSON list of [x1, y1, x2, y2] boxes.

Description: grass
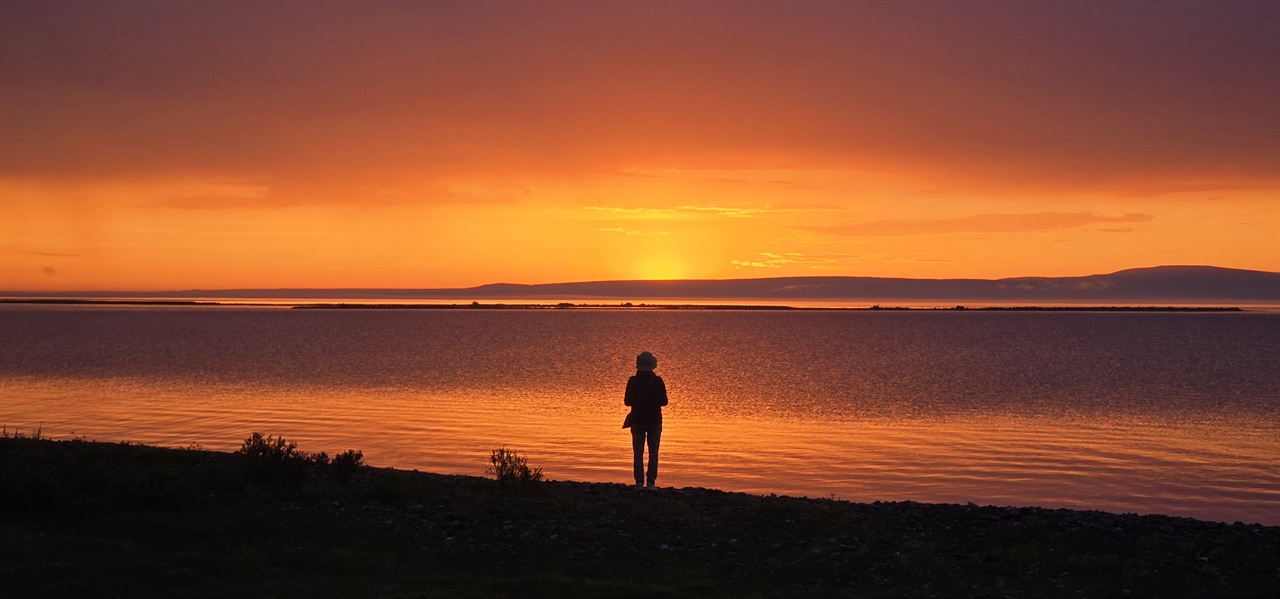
[[2, 435, 1277, 597]]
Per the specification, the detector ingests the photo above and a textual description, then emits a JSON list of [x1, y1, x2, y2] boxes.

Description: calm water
[[2, 306, 1278, 524]]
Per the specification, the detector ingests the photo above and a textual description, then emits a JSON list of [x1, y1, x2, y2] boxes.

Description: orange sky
[[1, 0, 1277, 291]]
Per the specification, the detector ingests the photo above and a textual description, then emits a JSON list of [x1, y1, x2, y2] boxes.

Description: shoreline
[[0, 298, 1248, 311], [3, 436, 1276, 597]]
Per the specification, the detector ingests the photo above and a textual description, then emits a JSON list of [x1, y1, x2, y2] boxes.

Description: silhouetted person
[[623, 351, 668, 490]]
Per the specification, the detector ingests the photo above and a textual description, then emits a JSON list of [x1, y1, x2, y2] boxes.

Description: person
[[623, 350, 668, 490]]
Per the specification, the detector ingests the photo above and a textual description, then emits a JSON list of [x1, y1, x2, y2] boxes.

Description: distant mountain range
[[7, 266, 1279, 303], [439, 265, 1280, 303]]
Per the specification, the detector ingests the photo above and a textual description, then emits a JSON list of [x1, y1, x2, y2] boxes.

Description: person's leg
[[646, 424, 662, 486], [631, 427, 646, 486]]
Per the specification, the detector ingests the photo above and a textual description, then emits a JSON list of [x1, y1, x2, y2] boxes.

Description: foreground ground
[[2, 436, 1277, 598]]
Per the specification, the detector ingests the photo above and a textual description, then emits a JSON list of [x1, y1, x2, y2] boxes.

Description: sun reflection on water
[[3, 307, 1277, 525], [3, 377, 1277, 525]]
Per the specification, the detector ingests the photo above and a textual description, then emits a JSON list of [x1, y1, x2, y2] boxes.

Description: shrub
[[239, 432, 301, 462], [486, 447, 543, 483], [237, 433, 364, 486], [239, 433, 307, 486], [329, 449, 364, 484]]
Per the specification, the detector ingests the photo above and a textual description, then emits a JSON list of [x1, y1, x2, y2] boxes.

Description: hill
[[454, 265, 1280, 302], [4, 265, 1278, 303]]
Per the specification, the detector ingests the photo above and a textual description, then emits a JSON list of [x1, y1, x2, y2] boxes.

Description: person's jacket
[[624, 370, 668, 426]]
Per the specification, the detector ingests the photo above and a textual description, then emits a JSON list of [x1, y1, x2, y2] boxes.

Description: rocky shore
[[2, 436, 1276, 597]]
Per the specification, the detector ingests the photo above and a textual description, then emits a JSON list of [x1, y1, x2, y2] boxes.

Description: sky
[[1, 0, 1277, 291]]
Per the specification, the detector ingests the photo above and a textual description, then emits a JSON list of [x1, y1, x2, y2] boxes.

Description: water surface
[[2, 306, 1277, 524]]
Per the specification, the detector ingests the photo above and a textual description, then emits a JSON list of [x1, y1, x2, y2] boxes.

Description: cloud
[[807, 212, 1154, 237], [585, 204, 829, 220], [730, 252, 837, 269], [1095, 227, 1136, 233], [678, 205, 769, 218], [583, 207, 677, 215], [596, 227, 670, 236], [151, 181, 514, 210], [696, 177, 818, 191], [1, 1, 1274, 198]]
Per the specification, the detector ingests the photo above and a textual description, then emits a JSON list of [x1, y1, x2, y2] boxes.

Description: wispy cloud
[[679, 204, 842, 218], [583, 207, 677, 215], [596, 227, 671, 236], [678, 205, 768, 218], [730, 252, 838, 269], [695, 177, 819, 191], [807, 212, 1154, 237], [585, 204, 832, 220], [680, 203, 844, 218], [161, 193, 512, 211], [152, 182, 517, 211]]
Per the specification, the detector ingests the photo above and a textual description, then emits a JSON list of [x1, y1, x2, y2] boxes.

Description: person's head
[[636, 351, 657, 372]]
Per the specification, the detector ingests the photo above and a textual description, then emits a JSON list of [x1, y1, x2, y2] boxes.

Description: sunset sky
[[2, 0, 1277, 291]]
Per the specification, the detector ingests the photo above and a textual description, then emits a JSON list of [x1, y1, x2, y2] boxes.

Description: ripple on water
[[2, 308, 1278, 524]]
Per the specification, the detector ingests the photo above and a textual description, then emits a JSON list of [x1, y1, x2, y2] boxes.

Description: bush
[[239, 432, 302, 462], [238, 433, 307, 486], [330, 449, 364, 484], [485, 447, 543, 483], [237, 433, 364, 486]]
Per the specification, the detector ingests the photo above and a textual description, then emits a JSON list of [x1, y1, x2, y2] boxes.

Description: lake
[[2, 305, 1277, 525]]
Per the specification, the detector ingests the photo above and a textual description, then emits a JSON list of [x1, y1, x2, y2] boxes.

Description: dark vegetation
[[2, 434, 1277, 598], [485, 446, 544, 484], [237, 432, 364, 487]]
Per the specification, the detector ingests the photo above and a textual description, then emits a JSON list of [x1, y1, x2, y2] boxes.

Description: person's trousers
[[631, 423, 662, 485]]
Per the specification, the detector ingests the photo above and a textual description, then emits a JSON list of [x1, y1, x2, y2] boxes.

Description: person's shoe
[[645, 482, 657, 491], [635, 482, 644, 491]]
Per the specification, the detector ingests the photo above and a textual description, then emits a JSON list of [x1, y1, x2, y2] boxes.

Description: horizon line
[[2, 264, 1277, 297]]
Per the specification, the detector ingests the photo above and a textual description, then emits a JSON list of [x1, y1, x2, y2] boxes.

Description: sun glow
[[634, 252, 692, 281]]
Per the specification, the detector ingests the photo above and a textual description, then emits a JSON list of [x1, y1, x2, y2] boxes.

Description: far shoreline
[[0, 298, 1249, 312]]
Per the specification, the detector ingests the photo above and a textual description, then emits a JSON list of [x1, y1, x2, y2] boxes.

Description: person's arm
[[656, 377, 668, 407], [624, 376, 637, 406]]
